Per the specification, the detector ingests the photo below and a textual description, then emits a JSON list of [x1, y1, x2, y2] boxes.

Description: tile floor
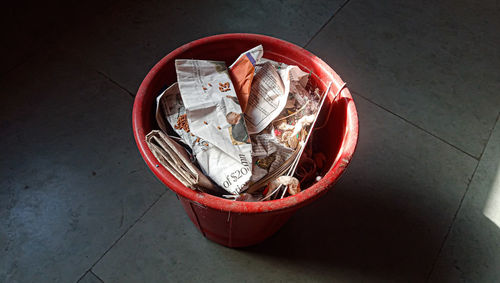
[[1, 0, 499, 282]]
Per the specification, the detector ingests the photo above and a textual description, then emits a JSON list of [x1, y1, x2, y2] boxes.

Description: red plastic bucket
[[133, 33, 358, 247]]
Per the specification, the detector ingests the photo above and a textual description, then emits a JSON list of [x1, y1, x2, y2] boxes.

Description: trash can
[[133, 33, 358, 247]]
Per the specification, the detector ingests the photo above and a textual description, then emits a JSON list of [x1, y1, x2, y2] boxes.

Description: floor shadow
[[242, 175, 446, 281], [238, 96, 492, 281]]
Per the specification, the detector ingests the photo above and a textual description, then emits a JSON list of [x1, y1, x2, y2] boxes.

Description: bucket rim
[[132, 33, 359, 213]]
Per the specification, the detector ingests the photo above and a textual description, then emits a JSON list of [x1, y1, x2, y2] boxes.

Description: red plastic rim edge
[[132, 33, 359, 214]]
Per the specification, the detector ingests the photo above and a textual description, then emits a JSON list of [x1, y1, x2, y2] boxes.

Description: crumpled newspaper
[[145, 130, 217, 192], [153, 47, 325, 200], [242, 56, 316, 191], [249, 125, 294, 184], [243, 58, 309, 135], [170, 60, 253, 194]]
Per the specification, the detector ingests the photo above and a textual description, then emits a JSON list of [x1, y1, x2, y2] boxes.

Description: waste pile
[[146, 45, 337, 201]]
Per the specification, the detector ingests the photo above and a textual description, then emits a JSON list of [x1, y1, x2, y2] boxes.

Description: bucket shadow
[[239, 95, 481, 281], [242, 176, 444, 281]]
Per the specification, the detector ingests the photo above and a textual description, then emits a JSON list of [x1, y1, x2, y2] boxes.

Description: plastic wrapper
[[229, 45, 263, 112]]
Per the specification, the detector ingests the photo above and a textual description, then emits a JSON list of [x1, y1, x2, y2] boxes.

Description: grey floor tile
[[307, 0, 500, 158], [0, 51, 165, 282], [429, 116, 500, 282], [0, 1, 116, 77], [78, 271, 103, 283], [92, 97, 476, 282], [57, 0, 344, 93]]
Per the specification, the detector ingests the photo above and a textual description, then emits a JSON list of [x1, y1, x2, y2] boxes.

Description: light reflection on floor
[[484, 164, 500, 228]]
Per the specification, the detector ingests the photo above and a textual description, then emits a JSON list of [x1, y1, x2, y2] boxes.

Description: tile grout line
[[76, 271, 90, 283], [303, 0, 352, 48], [425, 110, 500, 282], [96, 70, 135, 98], [90, 270, 104, 283], [0, 59, 29, 79], [96, 0, 352, 99], [0, 53, 39, 83], [352, 90, 480, 160], [76, 270, 105, 283], [424, 160, 480, 282], [352, 89, 499, 282], [75, 191, 166, 283]]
